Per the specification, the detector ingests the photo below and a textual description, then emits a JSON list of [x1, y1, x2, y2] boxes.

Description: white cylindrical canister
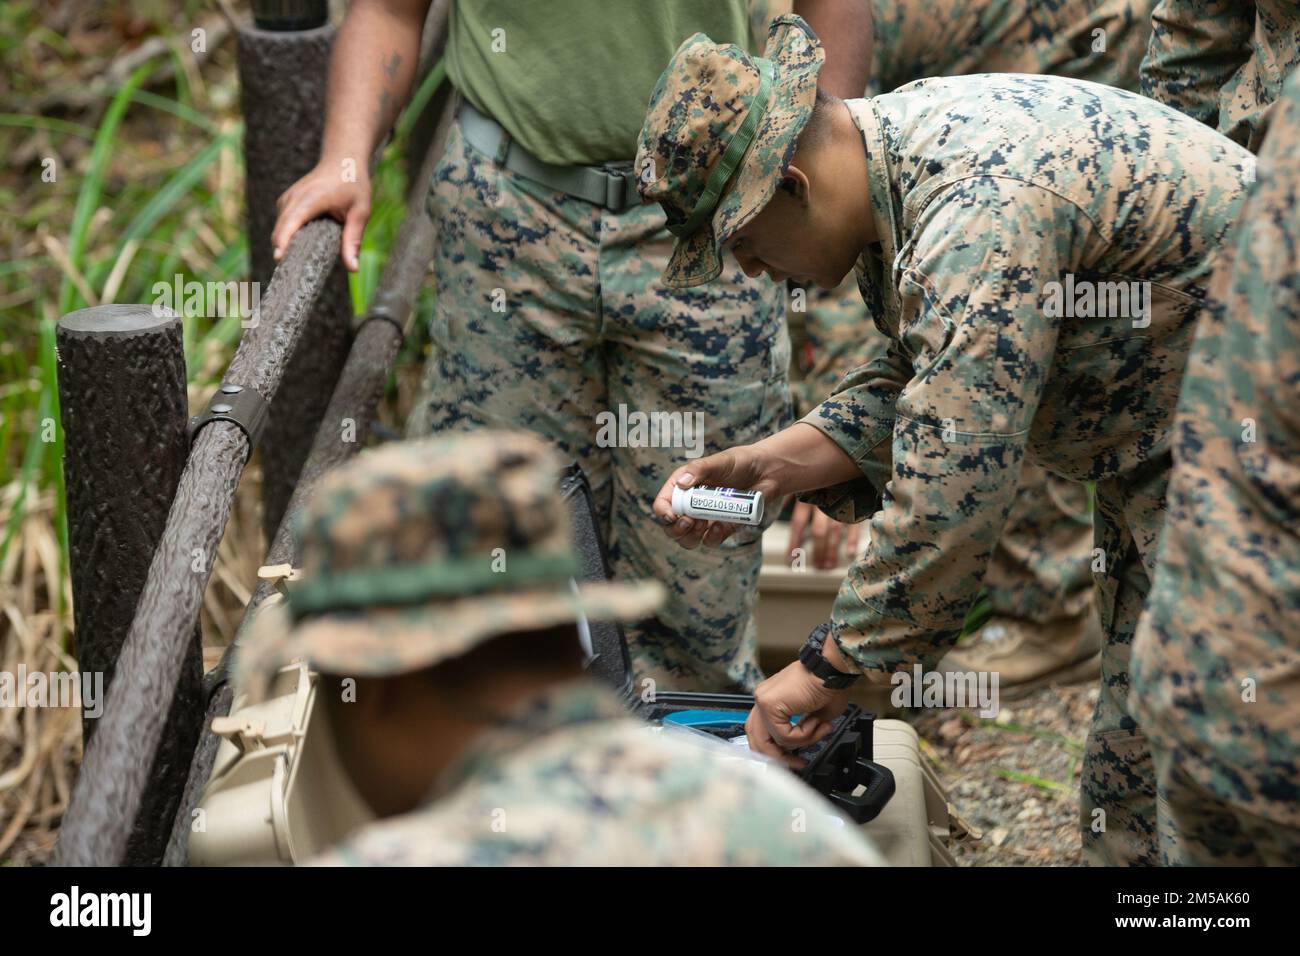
[[670, 485, 764, 526]]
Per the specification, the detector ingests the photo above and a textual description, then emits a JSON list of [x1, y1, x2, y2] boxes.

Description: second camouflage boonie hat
[[636, 14, 824, 288], [236, 431, 663, 697]]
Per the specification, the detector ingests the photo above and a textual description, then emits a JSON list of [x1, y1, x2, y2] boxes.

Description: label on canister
[[670, 485, 764, 526]]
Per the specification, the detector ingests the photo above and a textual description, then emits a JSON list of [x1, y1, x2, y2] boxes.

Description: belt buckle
[[603, 170, 626, 211]]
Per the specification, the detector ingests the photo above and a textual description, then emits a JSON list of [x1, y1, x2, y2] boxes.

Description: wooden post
[[238, 2, 353, 543], [55, 304, 204, 865]]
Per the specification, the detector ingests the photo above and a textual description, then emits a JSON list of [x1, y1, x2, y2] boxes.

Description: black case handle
[[801, 707, 897, 823]]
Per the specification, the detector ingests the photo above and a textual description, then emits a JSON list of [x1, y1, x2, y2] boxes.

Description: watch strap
[[800, 626, 859, 689]]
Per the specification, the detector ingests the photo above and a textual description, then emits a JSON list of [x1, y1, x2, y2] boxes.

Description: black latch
[[800, 706, 896, 823]]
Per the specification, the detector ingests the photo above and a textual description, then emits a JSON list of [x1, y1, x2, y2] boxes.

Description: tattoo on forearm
[[377, 52, 402, 125]]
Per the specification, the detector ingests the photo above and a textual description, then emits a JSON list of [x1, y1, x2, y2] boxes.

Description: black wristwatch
[[799, 622, 860, 689]]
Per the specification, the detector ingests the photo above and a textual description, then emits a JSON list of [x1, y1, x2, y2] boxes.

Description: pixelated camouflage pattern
[[786, 0, 1156, 435], [792, 299, 1092, 628], [781, 3, 1147, 629], [307, 679, 884, 866], [870, 0, 1157, 95], [635, 15, 823, 288], [1141, 0, 1300, 152], [1131, 72, 1300, 851], [236, 432, 663, 697], [788, 280, 888, 421], [800, 78, 1250, 661], [788, 0, 1157, 421], [787, 78, 1252, 863], [750, 0, 1154, 102], [409, 120, 792, 694], [1154, 749, 1300, 865], [981, 463, 1094, 623], [792, 310, 1096, 629], [1080, 452, 1168, 864]]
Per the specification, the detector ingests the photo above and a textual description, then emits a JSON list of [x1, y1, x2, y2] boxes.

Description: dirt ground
[[910, 683, 1095, 866]]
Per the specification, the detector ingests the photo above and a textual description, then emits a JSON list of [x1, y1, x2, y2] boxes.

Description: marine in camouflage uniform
[[1140, 0, 1300, 153], [238, 431, 883, 867], [775, 0, 1158, 411], [636, 16, 1254, 864], [406, 1, 876, 694], [787, 1, 1159, 675], [409, 133, 789, 696], [1132, 0, 1300, 865], [1128, 68, 1300, 871]]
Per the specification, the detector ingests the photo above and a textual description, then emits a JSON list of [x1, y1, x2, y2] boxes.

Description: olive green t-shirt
[[446, 0, 755, 166]]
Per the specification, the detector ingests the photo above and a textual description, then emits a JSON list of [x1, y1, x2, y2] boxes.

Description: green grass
[[58, 60, 158, 316], [959, 590, 993, 637], [1, 23, 443, 626], [992, 768, 1073, 793]]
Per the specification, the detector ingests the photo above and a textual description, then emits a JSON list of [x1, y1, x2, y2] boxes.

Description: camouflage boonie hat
[[236, 432, 664, 697], [636, 14, 824, 288]]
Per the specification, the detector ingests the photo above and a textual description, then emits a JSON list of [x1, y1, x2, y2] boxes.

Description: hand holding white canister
[[654, 424, 862, 549], [670, 485, 765, 526]]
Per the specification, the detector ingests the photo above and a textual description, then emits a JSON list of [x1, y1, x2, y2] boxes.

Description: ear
[[781, 164, 812, 204]]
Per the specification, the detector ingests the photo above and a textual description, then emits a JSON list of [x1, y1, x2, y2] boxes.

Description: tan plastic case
[[193, 667, 954, 866], [867, 719, 957, 866], [191, 515, 954, 866], [189, 658, 374, 866]]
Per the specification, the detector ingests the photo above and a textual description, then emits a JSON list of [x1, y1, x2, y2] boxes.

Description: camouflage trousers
[[792, 280, 1095, 625], [985, 461, 1094, 624], [408, 121, 791, 693], [866, 0, 1156, 95], [1079, 453, 1167, 866], [1154, 747, 1300, 866]]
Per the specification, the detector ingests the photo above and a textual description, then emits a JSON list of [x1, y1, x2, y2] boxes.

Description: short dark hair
[[796, 87, 842, 153]]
